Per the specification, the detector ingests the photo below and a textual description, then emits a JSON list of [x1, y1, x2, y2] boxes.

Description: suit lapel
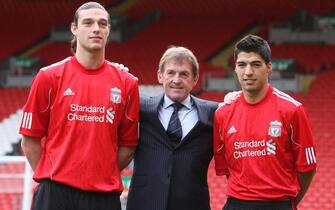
[[192, 96, 211, 126]]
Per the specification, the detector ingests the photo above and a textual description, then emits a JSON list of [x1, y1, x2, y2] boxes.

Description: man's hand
[[219, 91, 241, 107], [112, 62, 129, 72], [117, 146, 136, 171], [295, 169, 316, 206]]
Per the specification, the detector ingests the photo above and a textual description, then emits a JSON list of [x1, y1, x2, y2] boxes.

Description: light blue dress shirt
[[158, 95, 198, 140]]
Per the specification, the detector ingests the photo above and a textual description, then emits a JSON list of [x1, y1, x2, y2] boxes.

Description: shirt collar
[[163, 95, 193, 110]]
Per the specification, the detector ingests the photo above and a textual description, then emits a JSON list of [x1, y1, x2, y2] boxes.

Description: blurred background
[[0, 0, 334, 210]]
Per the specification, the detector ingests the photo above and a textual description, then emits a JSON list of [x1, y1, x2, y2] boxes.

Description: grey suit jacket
[[127, 94, 218, 210]]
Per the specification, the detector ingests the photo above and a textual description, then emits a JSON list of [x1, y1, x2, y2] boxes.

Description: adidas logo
[[63, 88, 75, 96], [227, 126, 237, 134]]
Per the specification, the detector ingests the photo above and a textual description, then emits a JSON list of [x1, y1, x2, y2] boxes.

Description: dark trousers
[[32, 179, 121, 210], [223, 197, 296, 210]]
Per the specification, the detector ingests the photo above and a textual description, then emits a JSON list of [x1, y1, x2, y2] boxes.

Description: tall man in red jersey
[[214, 35, 316, 210], [19, 2, 139, 210]]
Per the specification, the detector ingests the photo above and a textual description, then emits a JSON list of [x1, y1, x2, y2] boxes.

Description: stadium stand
[[292, 70, 335, 210], [0, 88, 29, 156], [0, 0, 118, 61], [0, 158, 29, 210], [271, 44, 335, 74], [0, 88, 29, 122]]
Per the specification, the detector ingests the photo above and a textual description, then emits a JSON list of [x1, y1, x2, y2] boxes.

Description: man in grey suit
[[126, 46, 218, 210]]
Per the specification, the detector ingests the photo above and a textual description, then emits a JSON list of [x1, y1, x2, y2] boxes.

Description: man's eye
[[100, 22, 108, 27], [180, 73, 189, 77]]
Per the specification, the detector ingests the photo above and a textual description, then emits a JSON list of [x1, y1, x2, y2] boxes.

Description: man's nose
[[172, 74, 181, 83], [244, 64, 253, 75], [93, 22, 100, 32]]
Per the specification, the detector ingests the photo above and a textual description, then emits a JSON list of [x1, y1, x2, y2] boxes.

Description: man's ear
[[192, 75, 199, 87], [267, 62, 272, 74], [106, 23, 111, 38], [157, 70, 163, 84], [71, 22, 77, 36], [234, 63, 238, 74]]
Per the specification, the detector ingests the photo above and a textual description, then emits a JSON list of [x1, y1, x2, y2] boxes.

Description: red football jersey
[[214, 85, 316, 200], [19, 56, 139, 192]]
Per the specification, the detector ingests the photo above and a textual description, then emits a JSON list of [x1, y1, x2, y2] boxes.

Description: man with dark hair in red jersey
[[19, 2, 139, 210], [214, 34, 316, 210]]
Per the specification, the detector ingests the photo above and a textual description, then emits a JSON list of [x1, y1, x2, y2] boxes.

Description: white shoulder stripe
[[273, 88, 296, 100], [310, 147, 316, 163], [21, 112, 27, 128], [305, 148, 311, 165], [41, 57, 71, 71], [273, 91, 301, 107], [21, 112, 32, 129], [273, 88, 301, 105], [27, 112, 32, 129], [305, 147, 316, 165]]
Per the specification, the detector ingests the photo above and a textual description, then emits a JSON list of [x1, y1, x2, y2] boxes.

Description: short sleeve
[[19, 70, 52, 138], [290, 105, 317, 172], [118, 77, 139, 147], [213, 110, 230, 176]]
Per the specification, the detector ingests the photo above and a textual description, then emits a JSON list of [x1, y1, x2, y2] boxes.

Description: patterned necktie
[[167, 102, 183, 145]]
